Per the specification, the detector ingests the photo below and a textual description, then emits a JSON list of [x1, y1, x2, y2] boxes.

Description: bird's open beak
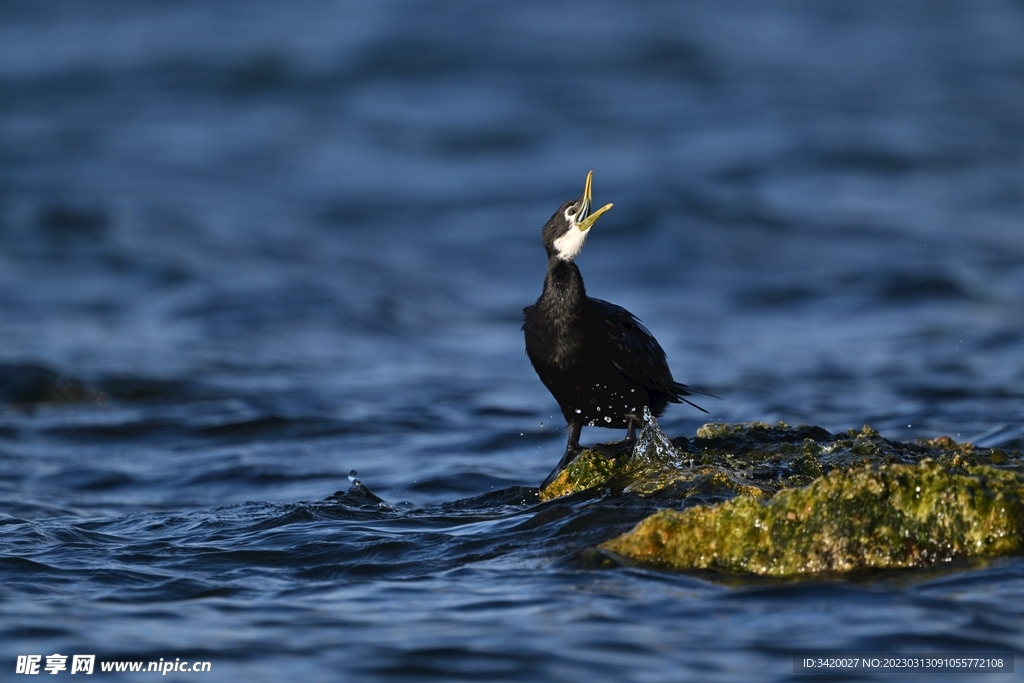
[[575, 170, 613, 231]]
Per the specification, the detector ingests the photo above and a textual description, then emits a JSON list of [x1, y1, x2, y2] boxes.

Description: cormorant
[[523, 171, 707, 487]]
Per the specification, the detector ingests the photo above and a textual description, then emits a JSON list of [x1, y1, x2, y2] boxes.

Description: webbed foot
[[540, 445, 583, 489], [589, 439, 635, 460]]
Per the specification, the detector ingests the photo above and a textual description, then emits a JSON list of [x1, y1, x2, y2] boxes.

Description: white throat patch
[[553, 226, 589, 261]]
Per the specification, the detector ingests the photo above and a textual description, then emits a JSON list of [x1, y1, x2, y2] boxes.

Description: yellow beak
[[576, 170, 613, 231]]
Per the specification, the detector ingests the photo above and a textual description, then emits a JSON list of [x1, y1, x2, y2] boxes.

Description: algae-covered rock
[[540, 417, 1020, 503], [602, 460, 1024, 576], [540, 415, 1024, 576], [540, 449, 629, 501]]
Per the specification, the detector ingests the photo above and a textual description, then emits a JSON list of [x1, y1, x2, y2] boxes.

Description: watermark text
[[16, 655, 211, 675]]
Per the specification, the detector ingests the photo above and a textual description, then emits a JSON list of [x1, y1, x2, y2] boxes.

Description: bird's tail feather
[[680, 396, 709, 414], [672, 382, 717, 413]]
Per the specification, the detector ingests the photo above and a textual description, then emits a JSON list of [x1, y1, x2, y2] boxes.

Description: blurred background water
[[1, 1, 1023, 681]]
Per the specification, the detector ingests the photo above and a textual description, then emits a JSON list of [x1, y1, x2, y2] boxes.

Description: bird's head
[[541, 170, 614, 262]]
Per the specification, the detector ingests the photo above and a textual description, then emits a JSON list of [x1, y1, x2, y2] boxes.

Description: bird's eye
[[567, 207, 577, 217]]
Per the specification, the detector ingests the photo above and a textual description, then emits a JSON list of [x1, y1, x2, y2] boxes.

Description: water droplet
[[595, 406, 601, 412], [604, 416, 612, 423], [348, 470, 358, 483], [575, 409, 581, 414], [630, 389, 635, 393], [539, 422, 544, 427]]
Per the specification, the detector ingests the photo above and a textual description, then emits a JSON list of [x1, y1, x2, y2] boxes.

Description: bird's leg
[[601, 417, 639, 458], [589, 418, 639, 460], [539, 422, 583, 489], [558, 421, 584, 469], [625, 417, 638, 445], [615, 416, 640, 459]]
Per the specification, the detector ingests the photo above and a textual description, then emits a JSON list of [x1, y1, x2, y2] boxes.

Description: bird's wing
[[588, 298, 678, 395]]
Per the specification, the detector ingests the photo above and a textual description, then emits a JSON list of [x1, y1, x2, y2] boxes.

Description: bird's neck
[[528, 258, 588, 369], [538, 258, 586, 317]]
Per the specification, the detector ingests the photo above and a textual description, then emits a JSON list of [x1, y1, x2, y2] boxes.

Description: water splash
[[631, 406, 687, 470], [329, 470, 393, 511]]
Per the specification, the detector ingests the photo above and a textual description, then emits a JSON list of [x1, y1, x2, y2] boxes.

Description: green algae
[[540, 449, 627, 501], [539, 418, 1024, 577], [540, 420, 1021, 503], [602, 460, 1024, 576]]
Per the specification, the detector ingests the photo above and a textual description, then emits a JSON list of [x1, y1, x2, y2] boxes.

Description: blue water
[[2, 1, 1024, 681]]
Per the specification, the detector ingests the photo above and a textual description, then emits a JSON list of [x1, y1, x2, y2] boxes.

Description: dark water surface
[[2, 1, 1024, 680]]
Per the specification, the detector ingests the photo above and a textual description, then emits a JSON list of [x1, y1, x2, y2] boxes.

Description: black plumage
[[522, 172, 706, 486]]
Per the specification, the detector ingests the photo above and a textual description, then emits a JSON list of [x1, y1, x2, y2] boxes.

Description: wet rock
[[602, 460, 1024, 576], [540, 419, 1017, 503], [540, 416, 1024, 576]]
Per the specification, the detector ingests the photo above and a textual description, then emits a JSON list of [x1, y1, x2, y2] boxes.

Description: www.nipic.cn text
[[16, 655, 212, 675]]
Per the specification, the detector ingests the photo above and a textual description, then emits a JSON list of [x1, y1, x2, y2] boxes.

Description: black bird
[[523, 171, 707, 487]]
